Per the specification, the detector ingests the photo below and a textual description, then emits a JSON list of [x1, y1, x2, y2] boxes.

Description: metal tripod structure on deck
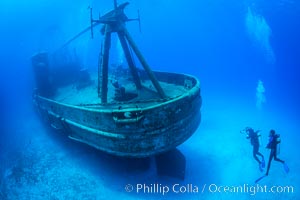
[[92, 0, 166, 103]]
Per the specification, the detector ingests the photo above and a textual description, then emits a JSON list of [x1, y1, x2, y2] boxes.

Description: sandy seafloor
[[1, 89, 298, 200]]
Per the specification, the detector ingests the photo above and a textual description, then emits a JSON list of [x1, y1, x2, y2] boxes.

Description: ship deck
[[52, 74, 188, 108]]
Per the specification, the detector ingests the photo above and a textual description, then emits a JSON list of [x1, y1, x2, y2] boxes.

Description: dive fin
[[283, 163, 289, 173], [259, 163, 263, 172], [255, 175, 267, 183], [261, 159, 265, 168]]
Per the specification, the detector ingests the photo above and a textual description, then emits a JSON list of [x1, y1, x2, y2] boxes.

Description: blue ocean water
[[0, 0, 299, 199]]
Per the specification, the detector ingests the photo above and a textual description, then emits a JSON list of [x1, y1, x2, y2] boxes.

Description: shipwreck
[[32, 0, 202, 159]]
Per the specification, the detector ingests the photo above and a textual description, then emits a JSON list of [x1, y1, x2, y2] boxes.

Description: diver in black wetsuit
[[265, 129, 289, 176], [244, 127, 265, 171]]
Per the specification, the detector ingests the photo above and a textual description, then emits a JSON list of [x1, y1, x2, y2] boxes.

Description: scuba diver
[[241, 127, 265, 171], [265, 129, 289, 176], [111, 80, 126, 101]]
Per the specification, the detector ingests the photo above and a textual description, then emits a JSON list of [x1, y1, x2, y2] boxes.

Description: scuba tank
[[276, 136, 281, 155], [257, 131, 262, 147]]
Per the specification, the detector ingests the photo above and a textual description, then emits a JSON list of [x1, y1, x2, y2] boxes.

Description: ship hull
[[33, 71, 201, 157]]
